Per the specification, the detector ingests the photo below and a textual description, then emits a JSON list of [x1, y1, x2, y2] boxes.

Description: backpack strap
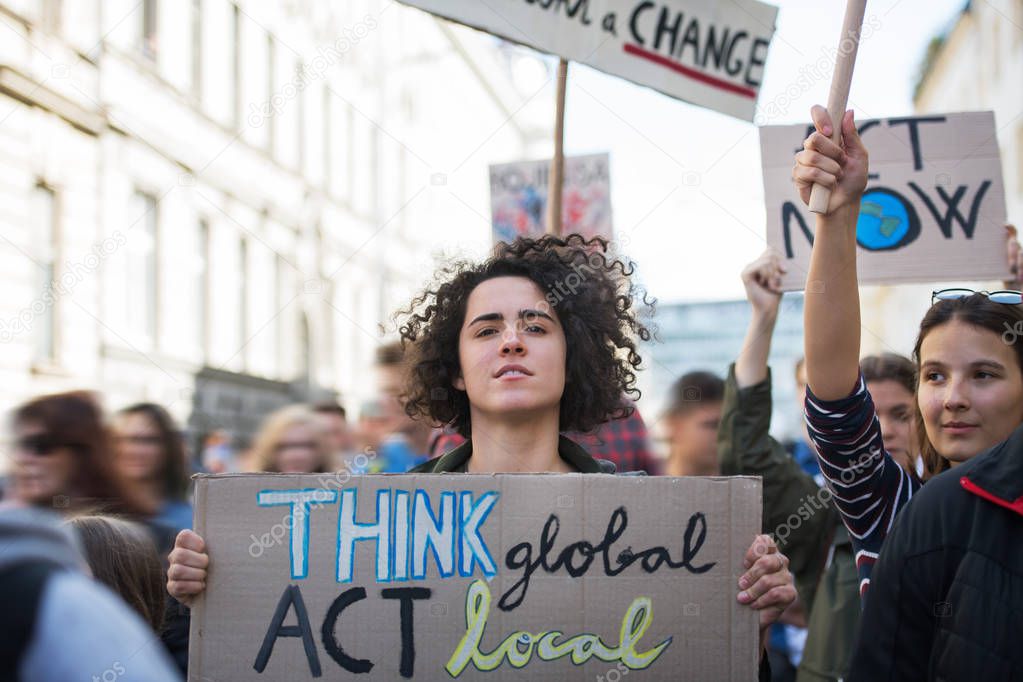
[[0, 561, 64, 680]]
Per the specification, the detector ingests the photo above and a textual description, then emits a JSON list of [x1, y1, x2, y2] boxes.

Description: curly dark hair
[[397, 234, 654, 437]]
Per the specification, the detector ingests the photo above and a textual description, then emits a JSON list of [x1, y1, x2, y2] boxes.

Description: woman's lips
[[496, 371, 530, 382], [942, 423, 978, 436], [494, 364, 532, 380]]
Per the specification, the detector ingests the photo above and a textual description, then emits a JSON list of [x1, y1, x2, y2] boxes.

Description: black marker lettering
[[254, 585, 322, 677], [381, 588, 432, 679], [499, 508, 716, 611], [321, 587, 373, 674]]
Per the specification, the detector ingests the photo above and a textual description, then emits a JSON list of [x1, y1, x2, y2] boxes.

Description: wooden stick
[[547, 59, 569, 235], [809, 0, 868, 214]]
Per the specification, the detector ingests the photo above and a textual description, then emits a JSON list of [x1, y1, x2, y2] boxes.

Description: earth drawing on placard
[[855, 187, 921, 251]]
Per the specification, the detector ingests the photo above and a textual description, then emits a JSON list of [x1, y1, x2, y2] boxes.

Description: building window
[[238, 237, 248, 358], [274, 253, 284, 374], [141, 0, 158, 60], [41, 0, 62, 33], [346, 102, 355, 201], [197, 218, 210, 356], [1017, 0, 1023, 48], [992, 19, 1001, 79], [128, 191, 159, 343], [296, 63, 306, 174], [231, 3, 242, 128], [1017, 123, 1023, 194], [190, 0, 202, 98], [267, 34, 276, 153], [32, 184, 58, 363], [323, 83, 331, 187]]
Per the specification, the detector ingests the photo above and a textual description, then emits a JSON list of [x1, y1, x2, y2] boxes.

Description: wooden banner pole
[[547, 58, 569, 235], [809, 0, 868, 214]]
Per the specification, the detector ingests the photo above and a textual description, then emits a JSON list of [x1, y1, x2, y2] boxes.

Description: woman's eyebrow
[[972, 359, 1007, 371], [519, 309, 555, 323], [467, 312, 502, 326]]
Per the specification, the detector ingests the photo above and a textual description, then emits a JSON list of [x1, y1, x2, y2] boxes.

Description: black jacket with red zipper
[[848, 421, 1023, 681]]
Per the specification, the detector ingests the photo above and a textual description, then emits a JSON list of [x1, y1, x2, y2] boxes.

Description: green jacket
[[718, 364, 859, 682], [409, 435, 615, 473]]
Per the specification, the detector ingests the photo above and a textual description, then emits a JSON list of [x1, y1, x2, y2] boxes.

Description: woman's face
[[918, 319, 1023, 464], [11, 421, 77, 507], [455, 276, 567, 424], [274, 424, 322, 473], [866, 379, 916, 473], [115, 413, 164, 482]]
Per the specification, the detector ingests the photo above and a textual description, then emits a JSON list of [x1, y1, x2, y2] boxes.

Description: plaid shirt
[[427, 403, 659, 475], [565, 405, 659, 474]]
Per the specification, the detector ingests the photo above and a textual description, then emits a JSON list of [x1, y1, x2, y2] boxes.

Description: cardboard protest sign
[[188, 473, 762, 680], [761, 111, 1011, 290], [396, 0, 777, 122], [490, 153, 613, 243]]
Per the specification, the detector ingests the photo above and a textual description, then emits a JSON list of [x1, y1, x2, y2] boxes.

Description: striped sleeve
[[804, 375, 922, 596]]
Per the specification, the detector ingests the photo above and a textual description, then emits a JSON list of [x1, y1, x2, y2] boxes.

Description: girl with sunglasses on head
[[795, 105, 1023, 679], [167, 235, 797, 679]]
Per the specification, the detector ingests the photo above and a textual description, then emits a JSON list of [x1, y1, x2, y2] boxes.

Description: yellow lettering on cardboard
[[446, 579, 672, 677]]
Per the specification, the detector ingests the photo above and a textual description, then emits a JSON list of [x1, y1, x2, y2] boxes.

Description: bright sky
[[558, 0, 967, 303]]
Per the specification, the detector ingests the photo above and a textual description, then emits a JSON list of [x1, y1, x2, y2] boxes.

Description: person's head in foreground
[[250, 405, 332, 474], [913, 290, 1023, 477], [662, 371, 724, 476], [0, 507, 180, 680], [68, 514, 166, 632], [398, 234, 652, 469]]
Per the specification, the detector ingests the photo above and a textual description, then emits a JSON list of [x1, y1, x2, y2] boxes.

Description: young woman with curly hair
[[166, 235, 795, 676], [399, 235, 650, 473]]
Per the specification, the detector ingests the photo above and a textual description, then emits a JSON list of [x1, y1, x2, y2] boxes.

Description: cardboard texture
[[490, 154, 613, 244], [396, 0, 777, 122], [188, 473, 762, 680], [760, 111, 1011, 290]]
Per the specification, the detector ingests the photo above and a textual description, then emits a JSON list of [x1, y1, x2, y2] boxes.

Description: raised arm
[[794, 108, 921, 596], [720, 251, 836, 613], [795, 106, 868, 400], [735, 250, 785, 388]]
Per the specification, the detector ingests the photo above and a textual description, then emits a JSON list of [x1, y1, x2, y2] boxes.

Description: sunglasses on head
[[931, 288, 1023, 305], [16, 434, 67, 456]]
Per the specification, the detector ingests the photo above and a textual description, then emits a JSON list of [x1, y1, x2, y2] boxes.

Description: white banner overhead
[[397, 0, 778, 122]]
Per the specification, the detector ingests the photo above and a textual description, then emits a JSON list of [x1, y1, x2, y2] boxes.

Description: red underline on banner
[[622, 43, 758, 99]]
